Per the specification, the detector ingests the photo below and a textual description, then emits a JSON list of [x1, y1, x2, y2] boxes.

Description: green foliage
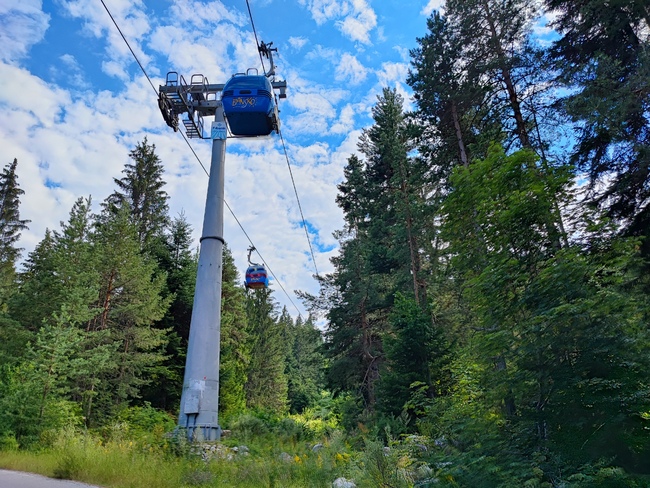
[[432, 145, 650, 479], [0, 321, 86, 446], [285, 314, 325, 413], [377, 293, 450, 418], [104, 137, 169, 248], [244, 288, 288, 413], [0, 158, 29, 306], [142, 213, 198, 410], [545, 0, 650, 230], [219, 244, 250, 417], [228, 413, 270, 441]]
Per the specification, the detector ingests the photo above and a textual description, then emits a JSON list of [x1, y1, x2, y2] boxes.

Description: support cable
[[99, 0, 158, 95], [242, 0, 320, 279], [98, 0, 304, 319], [245, 0, 267, 75], [279, 130, 321, 278]]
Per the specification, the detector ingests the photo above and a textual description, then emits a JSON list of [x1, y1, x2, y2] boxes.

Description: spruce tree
[[244, 288, 288, 412], [10, 198, 99, 332], [545, 0, 650, 235], [377, 293, 449, 418], [141, 213, 197, 409], [219, 244, 249, 417], [105, 138, 169, 248], [0, 159, 29, 305], [285, 313, 324, 413]]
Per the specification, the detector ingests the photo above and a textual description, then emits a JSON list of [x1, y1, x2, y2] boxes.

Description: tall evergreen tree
[[244, 288, 287, 413], [377, 293, 449, 417], [284, 313, 324, 414], [0, 159, 30, 305], [311, 90, 433, 412], [445, 0, 544, 151], [141, 213, 198, 410], [219, 244, 249, 417], [10, 198, 99, 333], [82, 204, 169, 423], [408, 11, 496, 172], [105, 138, 169, 248], [545, 0, 650, 236]]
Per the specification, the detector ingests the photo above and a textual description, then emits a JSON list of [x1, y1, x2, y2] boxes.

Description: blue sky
[[1, 0, 559, 318], [1, 0, 450, 318]]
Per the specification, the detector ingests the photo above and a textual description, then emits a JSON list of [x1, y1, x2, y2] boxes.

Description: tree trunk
[[99, 270, 115, 330], [480, 0, 531, 149], [451, 100, 469, 167]]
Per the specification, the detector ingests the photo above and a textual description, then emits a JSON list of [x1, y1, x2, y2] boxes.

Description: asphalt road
[[0, 470, 102, 488]]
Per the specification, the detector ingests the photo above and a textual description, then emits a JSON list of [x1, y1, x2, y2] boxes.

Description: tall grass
[[0, 411, 446, 488], [0, 414, 358, 488]]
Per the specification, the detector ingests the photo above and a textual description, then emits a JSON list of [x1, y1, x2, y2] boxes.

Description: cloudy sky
[[1, 0, 450, 318]]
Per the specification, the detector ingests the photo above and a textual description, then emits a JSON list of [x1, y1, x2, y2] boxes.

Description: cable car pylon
[[157, 42, 287, 442]]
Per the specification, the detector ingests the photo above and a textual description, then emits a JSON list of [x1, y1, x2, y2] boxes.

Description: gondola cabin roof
[[245, 264, 269, 290], [222, 74, 280, 137]]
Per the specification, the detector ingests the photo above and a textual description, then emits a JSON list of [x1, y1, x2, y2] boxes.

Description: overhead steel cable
[[98, 0, 305, 319], [245, 0, 267, 75], [223, 200, 303, 316], [99, 0, 157, 95], [242, 1, 321, 280], [278, 130, 321, 278]]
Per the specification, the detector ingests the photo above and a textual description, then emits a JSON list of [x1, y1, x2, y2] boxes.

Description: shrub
[[228, 413, 269, 441]]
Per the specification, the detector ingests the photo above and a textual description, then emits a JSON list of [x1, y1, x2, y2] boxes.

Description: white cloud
[[169, 0, 244, 27], [288, 36, 308, 51], [393, 45, 410, 62], [421, 0, 445, 16], [0, 1, 50, 64], [375, 61, 410, 87], [336, 0, 377, 45], [330, 104, 357, 134], [59, 0, 157, 80], [299, 0, 348, 25], [532, 11, 561, 47], [335, 53, 368, 85], [299, 0, 377, 44], [304, 45, 339, 63]]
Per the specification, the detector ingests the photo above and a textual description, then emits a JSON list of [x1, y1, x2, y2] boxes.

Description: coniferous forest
[[1, 2, 649, 487]]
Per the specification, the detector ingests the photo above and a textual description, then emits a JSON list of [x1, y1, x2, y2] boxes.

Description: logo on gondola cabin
[[232, 97, 257, 107]]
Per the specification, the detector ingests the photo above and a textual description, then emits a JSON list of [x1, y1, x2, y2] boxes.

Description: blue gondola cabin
[[245, 265, 269, 289], [222, 74, 280, 136]]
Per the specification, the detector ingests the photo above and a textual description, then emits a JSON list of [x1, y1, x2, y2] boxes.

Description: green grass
[[0, 428, 356, 488]]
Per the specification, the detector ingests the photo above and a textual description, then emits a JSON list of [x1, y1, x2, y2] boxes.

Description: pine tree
[[284, 313, 324, 413], [408, 11, 495, 171], [545, 0, 650, 236], [445, 0, 543, 150], [141, 212, 198, 410], [83, 204, 170, 422], [105, 138, 169, 248], [0, 159, 30, 305], [219, 244, 249, 417], [244, 288, 288, 413]]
